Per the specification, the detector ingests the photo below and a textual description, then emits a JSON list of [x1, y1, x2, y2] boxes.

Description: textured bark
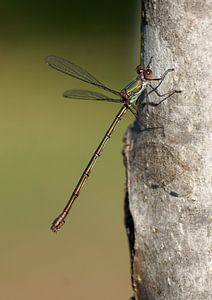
[[124, 1, 212, 299]]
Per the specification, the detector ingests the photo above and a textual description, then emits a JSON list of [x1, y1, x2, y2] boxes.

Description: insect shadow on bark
[[130, 90, 195, 198]]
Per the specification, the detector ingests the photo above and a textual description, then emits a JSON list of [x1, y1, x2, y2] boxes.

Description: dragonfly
[[45, 55, 181, 232]]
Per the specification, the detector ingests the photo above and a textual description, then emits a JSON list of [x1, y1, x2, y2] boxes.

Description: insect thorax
[[124, 78, 147, 104]]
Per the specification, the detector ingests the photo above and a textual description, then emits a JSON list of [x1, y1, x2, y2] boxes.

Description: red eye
[[144, 69, 153, 79]]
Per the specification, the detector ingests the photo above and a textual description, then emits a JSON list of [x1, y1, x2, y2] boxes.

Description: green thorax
[[124, 77, 148, 104]]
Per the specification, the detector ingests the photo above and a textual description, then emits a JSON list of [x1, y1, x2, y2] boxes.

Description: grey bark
[[124, 1, 212, 299]]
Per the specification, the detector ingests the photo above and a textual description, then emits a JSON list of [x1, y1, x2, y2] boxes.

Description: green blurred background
[[0, 1, 140, 299]]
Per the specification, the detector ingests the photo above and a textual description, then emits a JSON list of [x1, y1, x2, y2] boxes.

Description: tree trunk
[[124, 1, 212, 299]]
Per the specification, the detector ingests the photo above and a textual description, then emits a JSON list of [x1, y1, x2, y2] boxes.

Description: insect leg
[[149, 85, 181, 106]]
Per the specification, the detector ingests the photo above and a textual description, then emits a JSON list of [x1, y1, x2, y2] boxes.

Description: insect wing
[[45, 55, 120, 96], [63, 89, 121, 103]]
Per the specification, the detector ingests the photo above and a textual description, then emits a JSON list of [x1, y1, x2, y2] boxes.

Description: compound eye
[[144, 68, 153, 79], [136, 65, 143, 74]]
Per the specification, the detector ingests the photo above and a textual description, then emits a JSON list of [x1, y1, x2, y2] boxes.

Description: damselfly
[[45, 55, 180, 232]]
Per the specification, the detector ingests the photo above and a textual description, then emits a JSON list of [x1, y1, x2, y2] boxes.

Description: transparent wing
[[63, 89, 121, 103], [45, 55, 120, 96]]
